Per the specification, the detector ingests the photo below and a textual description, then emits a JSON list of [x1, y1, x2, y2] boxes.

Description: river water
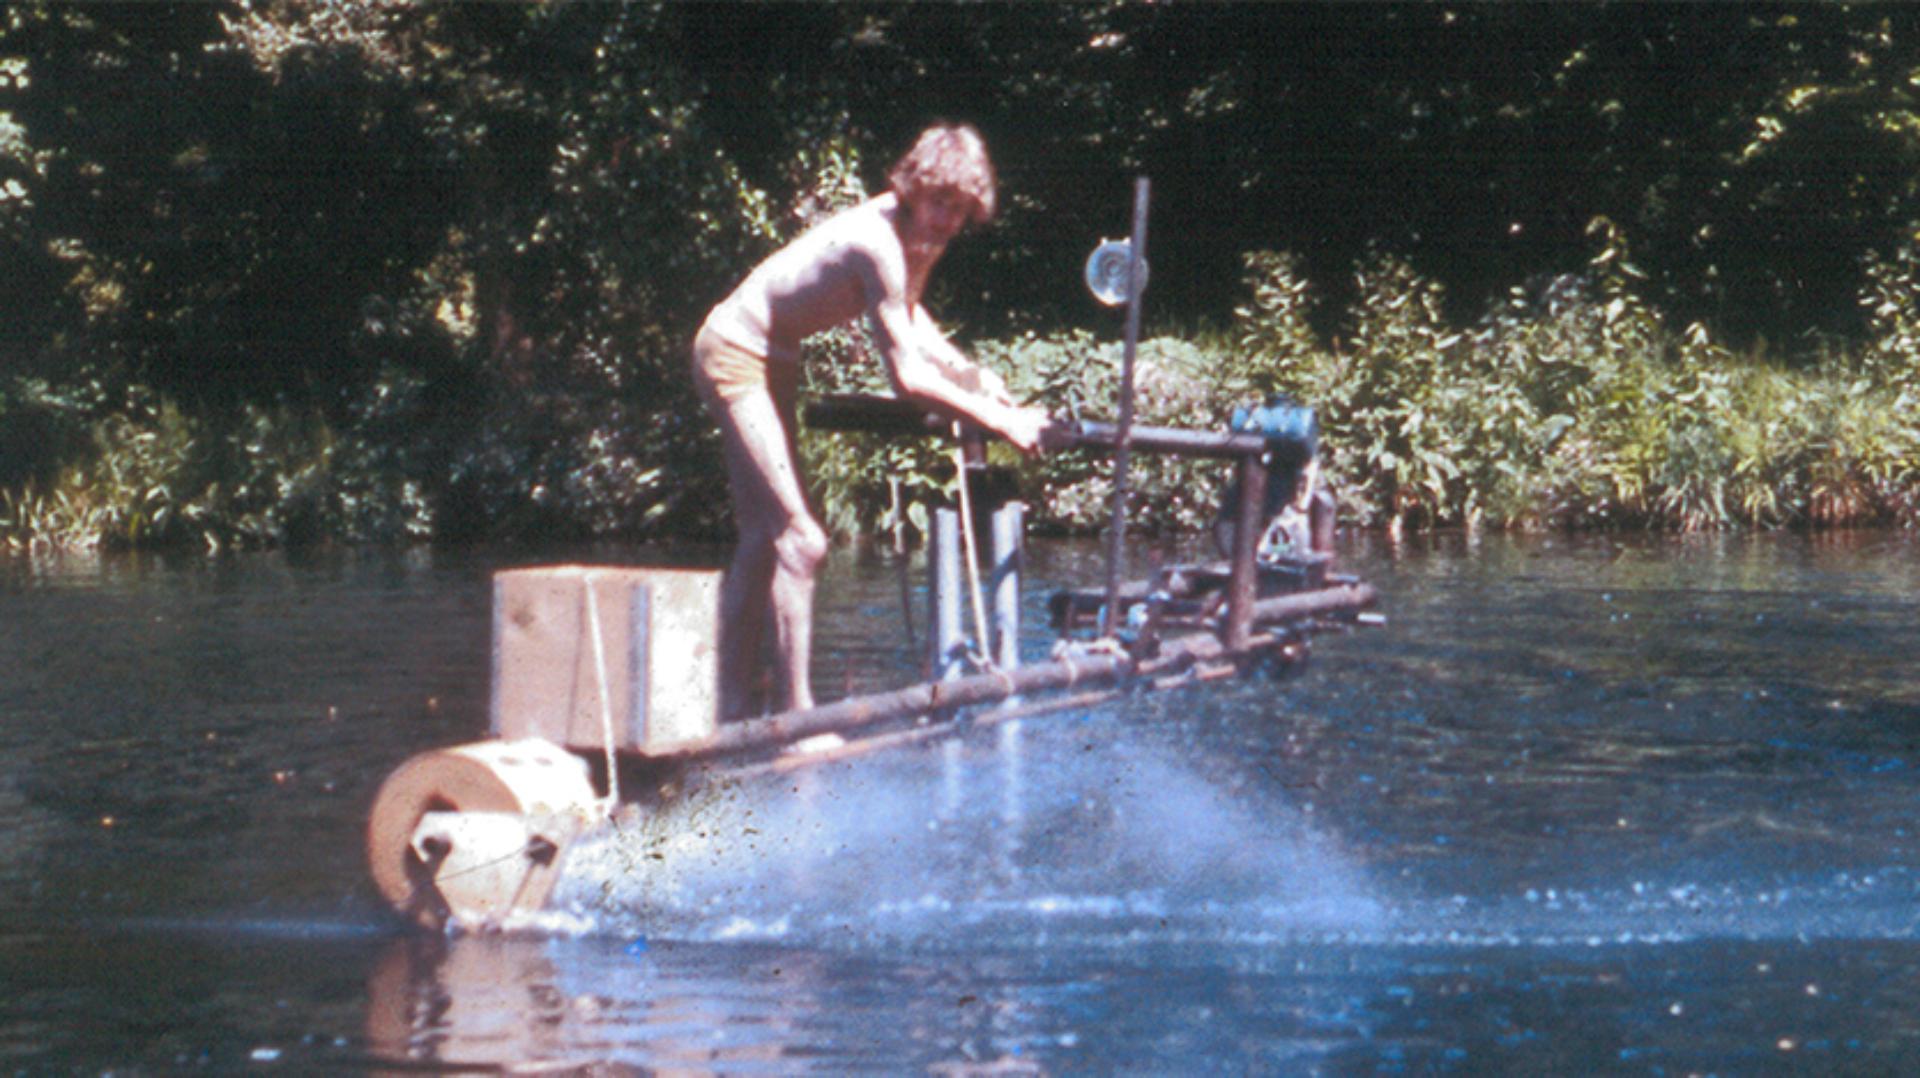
[[3, 531, 1918, 1073]]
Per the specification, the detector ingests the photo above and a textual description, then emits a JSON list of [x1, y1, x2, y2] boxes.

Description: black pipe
[[803, 395, 1269, 460]]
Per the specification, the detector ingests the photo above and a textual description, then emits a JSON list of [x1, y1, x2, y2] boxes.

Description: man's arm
[[909, 307, 1016, 405], [869, 298, 1045, 452]]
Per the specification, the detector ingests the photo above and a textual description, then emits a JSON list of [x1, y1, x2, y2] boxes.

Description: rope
[[989, 664, 1018, 700], [1049, 636, 1130, 688], [582, 571, 620, 815]]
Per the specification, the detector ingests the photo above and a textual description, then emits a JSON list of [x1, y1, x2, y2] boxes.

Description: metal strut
[[1101, 177, 1151, 638]]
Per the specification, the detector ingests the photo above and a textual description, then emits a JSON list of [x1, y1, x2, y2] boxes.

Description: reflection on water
[[359, 931, 1077, 1074], [364, 934, 786, 1073], [4, 533, 1920, 1070]]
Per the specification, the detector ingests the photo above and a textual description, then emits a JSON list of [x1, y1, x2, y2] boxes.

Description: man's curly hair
[[888, 123, 997, 225]]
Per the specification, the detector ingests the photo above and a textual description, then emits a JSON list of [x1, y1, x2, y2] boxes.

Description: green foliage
[[1233, 251, 1324, 404], [0, 377, 441, 552], [1226, 229, 1920, 534], [7, 4, 1920, 549], [2, 391, 210, 551], [1860, 245, 1920, 392], [995, 333, 1236, 535], [796, 320, 952, 544], [803, 329, 1251, 541]]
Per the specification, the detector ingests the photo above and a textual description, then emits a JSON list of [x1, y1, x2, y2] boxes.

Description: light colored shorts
[[691, 327, 799, 410]]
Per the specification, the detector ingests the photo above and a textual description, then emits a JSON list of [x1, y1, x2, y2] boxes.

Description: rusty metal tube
[[1224, 453, 1267, 651], [1101, 177, 1152, 637], [684, 581, 1375, 760]]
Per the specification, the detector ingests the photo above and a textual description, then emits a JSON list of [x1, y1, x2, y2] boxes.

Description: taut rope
[[582, 571, 620, 814]]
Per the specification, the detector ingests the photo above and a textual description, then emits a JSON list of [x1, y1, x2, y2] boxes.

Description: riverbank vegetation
[[805, 237, 1920, 542], [4, 4, 1919, 551]]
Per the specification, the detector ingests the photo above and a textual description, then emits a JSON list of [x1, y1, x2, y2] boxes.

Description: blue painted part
[[1230, 395, 1319, 456]]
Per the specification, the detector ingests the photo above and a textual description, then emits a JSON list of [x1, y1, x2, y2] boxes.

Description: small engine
[[1212, 395, 1330, 564]]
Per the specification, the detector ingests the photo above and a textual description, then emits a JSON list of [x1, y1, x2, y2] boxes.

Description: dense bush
[[11, 218, 1920, 554], [0, 378, 437, 553], [10, 233, 1920, 553], [1215, 231, 1920, 535], [799, 223, 1920, 544], [8, 6, 1920, 552], [800, 328, 1254, 543]]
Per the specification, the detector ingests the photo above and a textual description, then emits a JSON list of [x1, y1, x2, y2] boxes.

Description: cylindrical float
[[366, 738, 601, 931]]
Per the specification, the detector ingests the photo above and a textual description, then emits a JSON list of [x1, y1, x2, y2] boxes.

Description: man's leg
[[714, 474, 774, 720], [712, 380, 826, 715]]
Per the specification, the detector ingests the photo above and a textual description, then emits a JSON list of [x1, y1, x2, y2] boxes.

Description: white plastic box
[[489, 565, 720, 755]]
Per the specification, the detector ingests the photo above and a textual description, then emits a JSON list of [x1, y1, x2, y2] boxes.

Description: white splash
[[550, 716, 1387, 948]]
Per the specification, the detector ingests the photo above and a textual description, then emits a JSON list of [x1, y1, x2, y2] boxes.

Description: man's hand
[[1037, 417, 1078, 452], [997, 404, 1053, 456]]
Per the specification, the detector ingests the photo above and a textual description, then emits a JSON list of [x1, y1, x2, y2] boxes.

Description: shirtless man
[[692, 123, 1050, 718]]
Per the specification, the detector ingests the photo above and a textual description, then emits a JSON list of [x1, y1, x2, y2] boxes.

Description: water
[[4, 532, 1919, 1072]]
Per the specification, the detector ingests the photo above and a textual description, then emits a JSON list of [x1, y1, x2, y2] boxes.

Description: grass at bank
[[7, 241, 1920, 553]]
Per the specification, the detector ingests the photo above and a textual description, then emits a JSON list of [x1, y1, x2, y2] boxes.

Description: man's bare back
[[701, 195, 904, 363]]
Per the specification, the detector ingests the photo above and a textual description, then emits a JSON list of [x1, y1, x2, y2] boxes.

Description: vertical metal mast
[[1100, 177, 1150, 639]]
